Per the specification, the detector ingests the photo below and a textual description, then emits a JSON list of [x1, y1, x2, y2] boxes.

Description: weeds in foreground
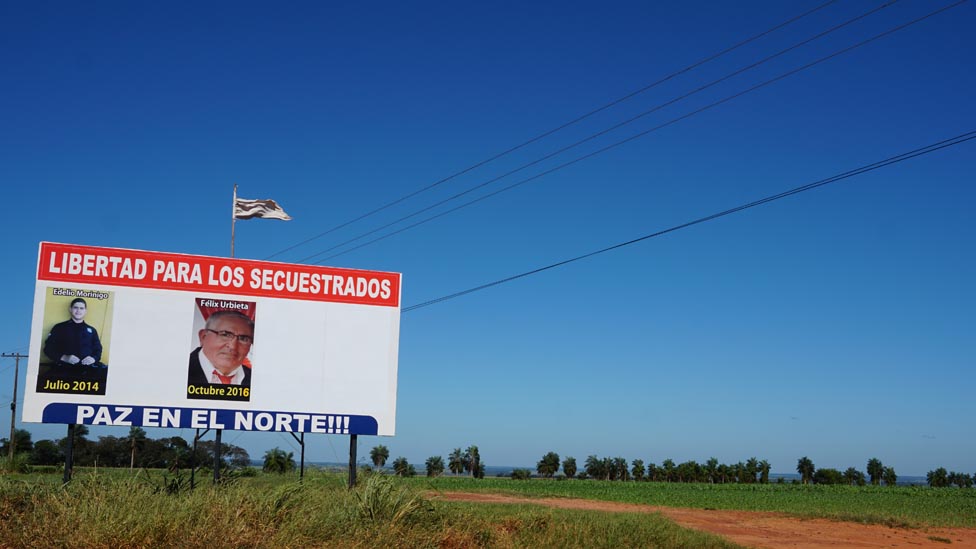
[[0, 454, 31, 474], [354, 473, 433, 525], [0, 471, 740, 548]]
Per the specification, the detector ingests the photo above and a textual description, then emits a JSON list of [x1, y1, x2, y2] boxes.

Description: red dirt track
[[438, 491, 976, 548]]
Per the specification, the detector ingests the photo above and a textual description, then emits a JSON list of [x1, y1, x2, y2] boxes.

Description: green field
[[0, 469, 739, 548], [411, 476, 976, 528], [2, 469, 975, 548]]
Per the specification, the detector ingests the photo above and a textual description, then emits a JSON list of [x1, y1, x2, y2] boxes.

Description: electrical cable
[[315, 0, 966, 263], [402, 129, 976, 312], [264, 1, 839, 261], [298, 0, 898, 263]]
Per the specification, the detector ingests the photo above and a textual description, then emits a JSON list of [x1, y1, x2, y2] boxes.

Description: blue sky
[[1, 1, 973, 476]]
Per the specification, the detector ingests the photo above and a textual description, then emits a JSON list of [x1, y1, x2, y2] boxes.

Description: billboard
[[23, 242, 402, 435]]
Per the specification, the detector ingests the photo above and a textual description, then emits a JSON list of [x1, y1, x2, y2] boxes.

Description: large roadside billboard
[[22, 242, 402, 436]]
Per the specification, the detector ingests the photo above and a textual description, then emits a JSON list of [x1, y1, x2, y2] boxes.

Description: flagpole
[[231, 184, 237, 258], [215, 183, 238, 484]]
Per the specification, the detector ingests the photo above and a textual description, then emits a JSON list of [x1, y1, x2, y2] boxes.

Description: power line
[[264, 0, 839, 261], [298, 0, 898, 263], [402, 130, 976, 312], [315, 0, 964, 263]]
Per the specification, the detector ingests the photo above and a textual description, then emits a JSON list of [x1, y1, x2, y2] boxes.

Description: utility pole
[[2, 352, 26, 460]]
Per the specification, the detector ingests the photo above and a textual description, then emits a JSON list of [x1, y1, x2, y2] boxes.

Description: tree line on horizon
[[2, 427, 972, 489], [365, 445, 975, 489], [367, 444, 485, 478], [530, 453, 776, 484], [0, 427, 249, 471]]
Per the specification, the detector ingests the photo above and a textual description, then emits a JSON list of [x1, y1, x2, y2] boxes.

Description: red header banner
[[37, 242, 400, 308]]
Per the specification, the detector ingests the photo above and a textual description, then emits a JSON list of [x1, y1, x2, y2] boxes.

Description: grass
[[409, 476, 976, 528], [0, 469, 741, 548], [5, 468, 975, 547]]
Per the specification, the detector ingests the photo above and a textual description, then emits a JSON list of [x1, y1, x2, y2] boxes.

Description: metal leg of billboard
[[191, 429, 197, 489], [62, 424, 75, 484], [191, 428, 211, 490], [348, 434, 357, 489], [288, 431, 306, 481], [214, 429, 222, 484]]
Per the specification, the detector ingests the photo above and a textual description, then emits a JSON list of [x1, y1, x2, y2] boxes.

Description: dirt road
[[438, 491, 976, 548]]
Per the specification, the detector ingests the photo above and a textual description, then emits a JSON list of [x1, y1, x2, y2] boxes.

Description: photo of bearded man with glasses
[[187, 307, 255, 401]]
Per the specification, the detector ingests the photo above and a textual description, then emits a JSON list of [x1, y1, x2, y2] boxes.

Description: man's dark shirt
[[43, 320, 102, 364]]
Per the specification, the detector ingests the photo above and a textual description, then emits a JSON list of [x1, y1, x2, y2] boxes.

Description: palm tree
[[537, 451, 560, 478], [425, 456, 445, 477], [796, 457, 815, 485], [370, 445, 390, 468], [927, 468, 949, 487], [612, 457, 629, 481], [465, 445, 480, 478], [262, 447, 295, 473], [661, 459, 676, 483], [392, 456, 410, 476], [716, 463, 730, 484], [866, 458, 884, 485], [561, 456, 577, 479], [676, 460, 700, 483], [705, 457, 719, 484], [646, 462, 660, 482], [745, 457, 760, 484], [127, 426, 146, 470], [843, 467, 862, 486], [448, 448, 464, 475], [759, 460, 771, 484], [882, 466, 898, 486], [584, 455, 605, 480], [733, 462, 746, 484], [631, 459, 645, 481]]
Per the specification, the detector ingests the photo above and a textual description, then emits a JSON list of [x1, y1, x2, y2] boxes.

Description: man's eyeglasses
[[205, 329, 254, 345]]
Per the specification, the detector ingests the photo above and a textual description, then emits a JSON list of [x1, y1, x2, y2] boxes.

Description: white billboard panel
[[23, 242, 401, 435]]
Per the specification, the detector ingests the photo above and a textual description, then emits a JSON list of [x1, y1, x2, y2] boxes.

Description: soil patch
[[437, 491, 976, 548]]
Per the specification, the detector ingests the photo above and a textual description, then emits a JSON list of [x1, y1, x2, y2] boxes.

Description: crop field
[[411, 476, 976, 528], [3, 468, 976, 548]]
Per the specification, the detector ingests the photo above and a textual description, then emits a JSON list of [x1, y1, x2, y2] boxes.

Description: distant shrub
[[511, 468, 532, 481], [813, 468, 845, 485], [229, 466, 258, 478]]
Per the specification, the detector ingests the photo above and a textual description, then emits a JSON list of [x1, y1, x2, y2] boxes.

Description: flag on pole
[[234, 198, 292, 221]]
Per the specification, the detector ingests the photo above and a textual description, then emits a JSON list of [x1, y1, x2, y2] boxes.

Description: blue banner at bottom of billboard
[[42, 403, 379, 435]]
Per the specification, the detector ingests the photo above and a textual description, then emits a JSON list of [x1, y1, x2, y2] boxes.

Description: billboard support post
[[191, 428, 210, 490], [62, 423, 74, 484], [348, 434, 357, 489], [288, 431, 306, 480], [213, 429, 222, 484], [190, 429, 198, 489]]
